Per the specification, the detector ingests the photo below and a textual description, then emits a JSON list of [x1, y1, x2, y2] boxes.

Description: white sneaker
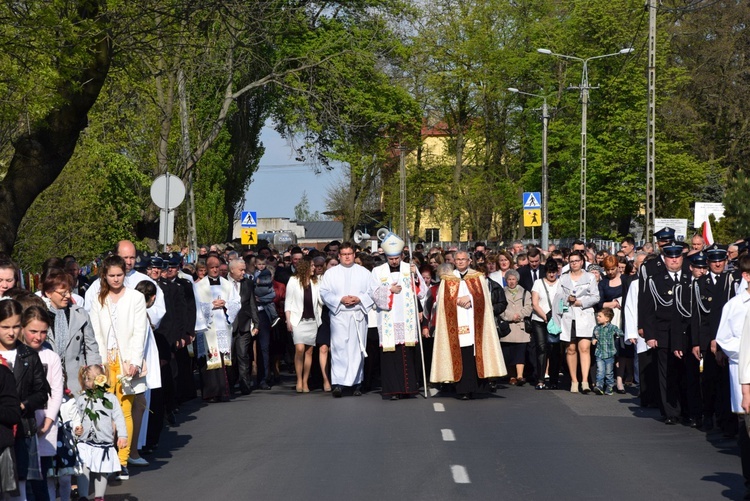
[[127, 457, 149, 466]]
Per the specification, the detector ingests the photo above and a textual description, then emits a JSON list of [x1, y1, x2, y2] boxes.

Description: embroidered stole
[[196, 278, 233, 370], [375, 263, 418, 352]]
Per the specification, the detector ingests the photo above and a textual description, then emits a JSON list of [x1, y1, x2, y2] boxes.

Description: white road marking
[[451, 465, 471, 484], [441, 428, 455, 441], [433, 402, 445, 412], [429, 387, 439, 397]]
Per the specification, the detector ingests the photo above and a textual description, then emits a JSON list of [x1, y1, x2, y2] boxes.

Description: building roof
[[299, 221, 343, 240]]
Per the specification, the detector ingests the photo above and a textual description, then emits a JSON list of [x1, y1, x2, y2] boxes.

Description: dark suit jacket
[[156, 278, 188, 348], [691, 272, 736, 350], [517, 265, 542, 294], [173, 276, 197, 342], [640, 269, 692, 351], [234, 278, 261, 335], [274, 266, 294, 286]]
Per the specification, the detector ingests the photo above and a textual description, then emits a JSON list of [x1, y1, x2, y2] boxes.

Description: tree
[[294, 192, 321, 222], [0, 0, 111, 254]]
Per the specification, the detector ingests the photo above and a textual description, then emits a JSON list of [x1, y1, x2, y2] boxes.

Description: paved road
[[106, 380, 745, 500]]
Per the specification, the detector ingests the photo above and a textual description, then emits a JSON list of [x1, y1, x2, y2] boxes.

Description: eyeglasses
[[569, 259, 582, 264], [339, 252, 355, 257], [54, 290, 71, 298]]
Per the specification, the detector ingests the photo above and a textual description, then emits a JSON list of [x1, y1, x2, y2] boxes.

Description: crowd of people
[[0, 226, 750, 498]]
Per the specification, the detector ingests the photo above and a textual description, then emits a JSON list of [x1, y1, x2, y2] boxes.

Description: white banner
[[655, 218, 689, 242], [694, 202, 725, 228]]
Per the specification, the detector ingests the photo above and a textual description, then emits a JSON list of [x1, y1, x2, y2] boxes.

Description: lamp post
[[507, 87, 551, 250], [537, 47, 633, 241]]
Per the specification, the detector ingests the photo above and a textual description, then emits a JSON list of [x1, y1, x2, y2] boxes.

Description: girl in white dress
[[75, 365, 127, 501]]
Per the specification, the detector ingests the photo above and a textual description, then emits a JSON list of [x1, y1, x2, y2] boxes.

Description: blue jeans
[[596, 356, 615, 390]]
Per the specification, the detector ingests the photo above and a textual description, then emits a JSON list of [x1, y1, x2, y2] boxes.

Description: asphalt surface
[[105, 380, 746, 501]]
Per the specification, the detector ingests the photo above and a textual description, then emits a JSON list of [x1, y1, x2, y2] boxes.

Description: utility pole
[[538, 47, 633, 242], [178, 68, 199, 256], [507, 88, 551, 249], [645, 0, 657, 242]]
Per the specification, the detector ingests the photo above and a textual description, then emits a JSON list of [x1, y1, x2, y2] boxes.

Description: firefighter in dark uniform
[[640, 241, 693, 424]]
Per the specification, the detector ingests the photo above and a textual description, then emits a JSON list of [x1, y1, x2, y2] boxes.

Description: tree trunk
[[0, 3, 111, 254]]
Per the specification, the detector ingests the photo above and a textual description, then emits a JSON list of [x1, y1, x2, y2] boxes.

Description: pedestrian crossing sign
[[241, 228, 258, 245], [241, 211, 257, 227], [522, 192, 541, 209], [524, 209, 542, 227]]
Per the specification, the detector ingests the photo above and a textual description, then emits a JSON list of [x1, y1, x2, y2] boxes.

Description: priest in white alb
[[194, 255, 240, 402], [319, 242, 374, 398], [369, 233, 426, 400]]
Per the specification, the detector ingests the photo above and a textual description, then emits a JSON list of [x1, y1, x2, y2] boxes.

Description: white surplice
[[320, 263, 374, 386]]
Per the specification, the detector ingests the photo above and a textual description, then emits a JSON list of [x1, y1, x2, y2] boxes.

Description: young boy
[[592, 307, 622, 395]]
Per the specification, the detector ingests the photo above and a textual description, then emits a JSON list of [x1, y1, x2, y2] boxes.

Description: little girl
[[76, 365, 127, 501]]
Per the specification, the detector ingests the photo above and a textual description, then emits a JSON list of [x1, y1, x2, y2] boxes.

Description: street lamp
[[537, 47, 633, 241], [507, 87, 551, 250]]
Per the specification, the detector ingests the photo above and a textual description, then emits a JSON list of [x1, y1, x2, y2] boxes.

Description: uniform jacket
[[640, 268, 692, 351], [692, 271, 736, 351]]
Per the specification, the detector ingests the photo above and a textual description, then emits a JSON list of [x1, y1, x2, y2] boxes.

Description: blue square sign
[[241, 211, 257, 227], [522, 192, 541, 210]]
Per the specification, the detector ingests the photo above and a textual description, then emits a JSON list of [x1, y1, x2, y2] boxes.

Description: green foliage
[[14, 140, 150, 270], [722, 170, 750, 239]]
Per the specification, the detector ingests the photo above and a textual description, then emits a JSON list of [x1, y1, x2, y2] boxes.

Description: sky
[[243, 125, 342, 220]]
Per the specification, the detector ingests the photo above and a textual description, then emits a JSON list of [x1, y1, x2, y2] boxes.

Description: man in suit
[[640, 241, 693, 424], [165, 253, 199, 405], [227, 258, 259, 395], [518, 247, 543, 293], [146, 256, 186, 450], [274, 247, 303, 286], [693, 244, 737, 433]]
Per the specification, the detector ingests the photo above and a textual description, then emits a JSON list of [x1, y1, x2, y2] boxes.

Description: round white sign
[[150, 173, 186, 210]]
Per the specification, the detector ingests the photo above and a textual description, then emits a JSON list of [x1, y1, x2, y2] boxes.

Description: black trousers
[[638, 349, 660, 407], [657, 347, 682, 419], [530, 320, 548, 384], [700, 349, 720, 418], [683, 352, 703, 418], [231, 331, 254, 392]]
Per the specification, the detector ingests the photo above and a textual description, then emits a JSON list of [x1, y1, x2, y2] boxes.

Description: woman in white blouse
[[530, 260, 561, 390], [285, 259, 322, 393], [88, 255, 147, 475], [553, 251, 600, 394]]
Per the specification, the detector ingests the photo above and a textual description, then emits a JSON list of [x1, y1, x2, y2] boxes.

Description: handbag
[[542, 281, 562, 340], [521, 291, 533, 333]]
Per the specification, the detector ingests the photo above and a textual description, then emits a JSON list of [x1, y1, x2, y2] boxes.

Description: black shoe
[[664, 417, 678, 425], [615, 388, 627, 394], [459, 394, 469, 400], [592, 386, 604, 395], [332, 386, 343, 398], [353, 385, 362, 396], [259, 382, 271, 390], [702, 416, 714, 432], [166, 411, 176, 426], [117, 466, 130, 480], [390, 395, 399, 401], [687, 417, 703, 428]]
